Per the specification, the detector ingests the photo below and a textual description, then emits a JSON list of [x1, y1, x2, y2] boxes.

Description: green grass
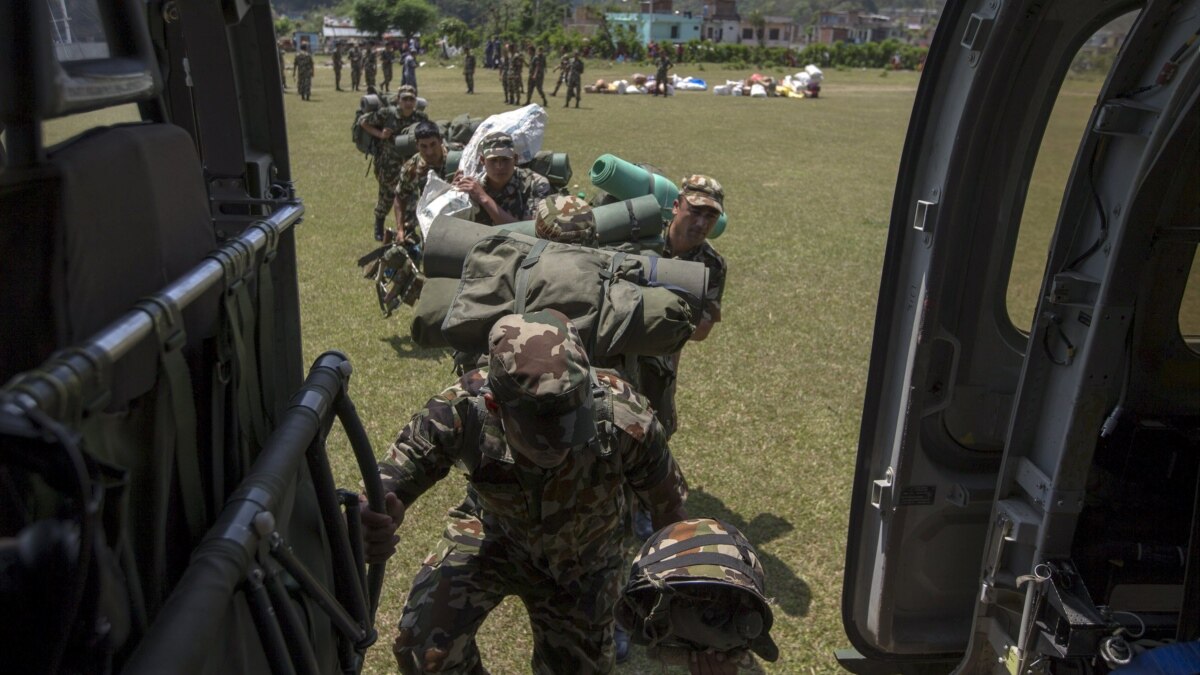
[[35, 57, 1198, 673]]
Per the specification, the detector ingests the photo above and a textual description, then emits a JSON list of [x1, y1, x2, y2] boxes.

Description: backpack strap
[[588, 368, 614, 456], [625, 199, 641, 240], [514, 238, 549, 314]]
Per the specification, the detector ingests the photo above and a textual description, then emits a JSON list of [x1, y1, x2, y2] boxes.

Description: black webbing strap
[[254, 222, 280, 427], [639, 552, 763, 592], [514, 238, 549, 314], [625, 199, 640, 241], [134, 297, 207, 544], [631, 533, 742, 573]]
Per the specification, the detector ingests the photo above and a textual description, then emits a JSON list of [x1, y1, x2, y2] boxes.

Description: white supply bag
[[750, 83, 767, 98], [417, 172, 473, 241]]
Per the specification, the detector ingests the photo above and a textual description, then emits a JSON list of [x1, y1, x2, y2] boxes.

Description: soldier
[[349, 44, 363, 91], [277, 42, 287, 90], [550, 46, 570, 96], [654, 52, 673, 97], [292, 43, 314, 100], [360, 309, 691, 674], [451, 132, 552, 226], [639, 174, 727, 438], [525, 45, 547, 106], [332, 43, 344, 91], [380, 44, 394, 92], [506, 44, 525, 105], [484, 37, 495, 69], [391, 120, 448, 251], [364, 45, 378, 90], [401, 49, 418, 94], [359, 84, 429, 240], [496, 45, 511, 104], [463, 46, 476, 94], [564, 52, 584, 108]]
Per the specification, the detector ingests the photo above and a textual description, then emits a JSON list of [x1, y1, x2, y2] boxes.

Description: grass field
[[36, 54, 1194, 673]]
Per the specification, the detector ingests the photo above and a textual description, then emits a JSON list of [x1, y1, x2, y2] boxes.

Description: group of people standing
[[472, 42, 585, 108], [333, 42, 419, 95]]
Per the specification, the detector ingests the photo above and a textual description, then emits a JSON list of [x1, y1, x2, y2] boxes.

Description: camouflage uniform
[[641, 175, 727, 439], [394, 147, 448, 245], [332, 47, 343, 91], [654, 55, 673, 96], [349, 46, 362, 91], [525, 50, 547, 106], [551, 52, 570, 96], [293, 48, 314, 100], [379, 310, 688, 674], [463, 51, 475, 93], [506, 52, 525, 104], [498, 51, 510, 103], [363, 99, 429, 221], [380, 47, 394, 92], [565, 55, 584, 108], [364, 49, 377, 89], [479, 167, 552, 225]]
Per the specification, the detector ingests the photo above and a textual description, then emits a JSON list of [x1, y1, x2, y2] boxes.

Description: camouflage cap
[[396, 84, 417, 100], [487, 309, 596, 466], [679, 174, 724, 215], [480, 131, 518, 160], [618, 518, 778, 662], [535, 195, 597, 247]]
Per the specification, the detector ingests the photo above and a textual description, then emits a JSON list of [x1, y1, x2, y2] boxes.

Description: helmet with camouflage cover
[[616, 518, 778, 661], [535, 195, 597, 247]]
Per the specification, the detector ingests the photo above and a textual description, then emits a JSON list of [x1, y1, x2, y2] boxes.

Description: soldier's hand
[[380, 127, 394, 140], [360, 492, 405, 564], [452, 175, 484, 201]]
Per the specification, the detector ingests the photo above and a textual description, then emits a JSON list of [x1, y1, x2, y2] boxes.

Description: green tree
[[438, 16, 476, 47], [354, 0, 395, 36], [274, 16, 294, 37], [392, 0, 439, 37]]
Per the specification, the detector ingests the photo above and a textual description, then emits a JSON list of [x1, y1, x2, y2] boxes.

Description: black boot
[[373, 216, 385, 242]]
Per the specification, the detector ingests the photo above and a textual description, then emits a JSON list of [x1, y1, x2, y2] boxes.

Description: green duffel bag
[[410, 277, 461, 348], [440, 233, 701, 359]]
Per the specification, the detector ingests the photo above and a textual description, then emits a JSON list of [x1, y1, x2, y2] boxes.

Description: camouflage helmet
[[396, 84, 417, 100], [616, 518, 778, 662], [486, 309, 596, 467], [535, 195, 597, 247]]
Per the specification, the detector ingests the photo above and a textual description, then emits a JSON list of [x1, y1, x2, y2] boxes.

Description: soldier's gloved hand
[[359, 492, 406, 564]]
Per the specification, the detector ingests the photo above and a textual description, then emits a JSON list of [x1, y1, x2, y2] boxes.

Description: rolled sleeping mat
[[421, 196, 664, 277], [410, 277, 459, 348], [589, 154, 678, 219], [444, 149, 462, 175], [424, 224, 709, 307], [588, 153, 729, 238], [486, 194, 662, 243], [525, 151, 572, 189]]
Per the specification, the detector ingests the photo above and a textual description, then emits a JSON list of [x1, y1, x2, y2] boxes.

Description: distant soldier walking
[[359, 85, 429, 241], [292, 43, 314, 100], [364, 46, 378, 90], [564, 52, 584, 108], [401, 50, 418, 94], [525, 45, 547, 106], [277, 43, 287, 90], [350, 45, 363, 91], [550, 47, 570, 97], [498, 44, 510, 104], [463, 46, 476, 94], [332, 44, 344, 91], [380, 46, 394, 92]]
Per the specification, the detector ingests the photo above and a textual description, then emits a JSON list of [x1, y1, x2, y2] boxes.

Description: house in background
[[814, 11, 898, 44], [701, 0, 740, 43], [605, 0, 704, 45]]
